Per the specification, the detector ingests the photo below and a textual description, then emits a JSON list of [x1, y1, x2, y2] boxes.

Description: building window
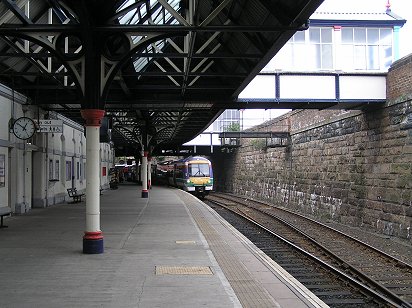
[[77, 162, 80, 180], [0, 154, 5, 187], [341, 27, 392, 71], [55, 160, 60, 180], [66, 161, 72, 181], [308, 27, 333, 70], [266, 25, 393, 72], [212, 110, 240, 132], [265, 31, 307, 71], [49, 159, 54, 179]]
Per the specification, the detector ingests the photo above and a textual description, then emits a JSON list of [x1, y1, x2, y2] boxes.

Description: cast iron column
[[81, 109, 105, 254], [141, 151, 148, 198], [148, 155, 152, 189]]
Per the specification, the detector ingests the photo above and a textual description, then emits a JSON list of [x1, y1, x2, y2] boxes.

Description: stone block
[[395, 174, 412, 189], [391, 163, 411, 174]]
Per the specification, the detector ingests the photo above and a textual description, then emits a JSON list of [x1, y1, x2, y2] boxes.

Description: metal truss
[[0, 0, 322, 156]]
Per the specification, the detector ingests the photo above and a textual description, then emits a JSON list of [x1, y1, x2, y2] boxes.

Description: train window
[[189, 164, 210, 177], [174, 165, 184, 178]]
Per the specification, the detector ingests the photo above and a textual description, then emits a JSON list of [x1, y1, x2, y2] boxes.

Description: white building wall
[[0, 94, 11, 209], [0, 85, 114, 213], [0, 90, 37, 214]]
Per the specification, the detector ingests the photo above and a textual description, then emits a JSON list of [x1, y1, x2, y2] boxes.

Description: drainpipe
[[393, 26, 401, 61]]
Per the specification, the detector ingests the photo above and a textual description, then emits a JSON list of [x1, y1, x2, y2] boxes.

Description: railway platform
[[0, 184, 327, 308]]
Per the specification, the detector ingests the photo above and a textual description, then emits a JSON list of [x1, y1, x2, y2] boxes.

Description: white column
[[85, 125, 100, 232], [148, 156, 152, 189], [141, 151, 148, 198], [81, 109, 104, 254]]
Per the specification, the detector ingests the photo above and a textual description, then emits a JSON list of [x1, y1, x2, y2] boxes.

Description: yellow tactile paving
[[155, 266, 213, 275], [178, 191, 278, 308], [175, 240, 196, 244]]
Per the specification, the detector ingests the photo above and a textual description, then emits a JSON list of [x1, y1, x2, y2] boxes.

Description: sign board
[[36, 120, 63, 133]]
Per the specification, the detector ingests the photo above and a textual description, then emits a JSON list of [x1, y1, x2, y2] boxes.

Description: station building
[[0, 85, 114, 214]]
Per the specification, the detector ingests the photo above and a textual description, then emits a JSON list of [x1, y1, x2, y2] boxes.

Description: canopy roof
[[0, 0, 323, 155]]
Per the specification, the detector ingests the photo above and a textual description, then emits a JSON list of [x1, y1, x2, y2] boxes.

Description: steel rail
[[209, 193, 412, 307], [207, 198, 401, 307]]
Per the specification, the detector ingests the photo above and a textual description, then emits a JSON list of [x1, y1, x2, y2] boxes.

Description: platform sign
[[36, 120, 63, 133]]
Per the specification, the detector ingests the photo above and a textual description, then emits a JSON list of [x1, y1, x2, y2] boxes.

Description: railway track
[[205, 193, 412, 308]]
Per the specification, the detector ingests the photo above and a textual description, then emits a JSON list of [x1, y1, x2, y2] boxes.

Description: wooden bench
[[67, 188, 85, 203], [0, 207, 11, 228]]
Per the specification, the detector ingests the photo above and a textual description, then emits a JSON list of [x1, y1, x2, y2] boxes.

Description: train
[[154, 156, 213, 198]]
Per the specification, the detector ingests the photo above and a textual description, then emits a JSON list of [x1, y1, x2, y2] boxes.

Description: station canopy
[[0, 0, 322, 156]]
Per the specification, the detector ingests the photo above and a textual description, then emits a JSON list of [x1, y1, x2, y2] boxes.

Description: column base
[[142, 190, 149, 198], [83, 232, 104, 254]]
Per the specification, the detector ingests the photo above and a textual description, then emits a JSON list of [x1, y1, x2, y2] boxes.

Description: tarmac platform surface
[[0, 184, 327, 308]]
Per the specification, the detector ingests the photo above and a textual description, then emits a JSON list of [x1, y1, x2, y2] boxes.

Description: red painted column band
[[83, 231, 104, 240], [81, 109, 105, 126]]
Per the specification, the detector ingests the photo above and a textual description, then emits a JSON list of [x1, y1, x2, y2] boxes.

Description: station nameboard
[[36, 120, 63, 133]]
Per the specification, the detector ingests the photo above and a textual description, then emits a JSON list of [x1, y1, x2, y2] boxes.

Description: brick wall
[[387, 54, 412, 103], [218, 54, 412, 242]]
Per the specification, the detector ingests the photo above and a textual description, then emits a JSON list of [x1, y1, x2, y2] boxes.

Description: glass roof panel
[[128, 1, 182, 73]]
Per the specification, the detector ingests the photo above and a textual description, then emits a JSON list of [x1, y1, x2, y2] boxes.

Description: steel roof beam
[[110, 52, 262, 59], [199, 0, 233, 27], [157, 0, 189, 26], [108, 1, 145, 22], [3, 0, 32, 25], [118, 72, 247, 77], [107, 84, 235, 90], [0, 36, 68, 89], [0, 24, 308, 34], [153, 60, 181, 87], [46, 0, 74, 23]]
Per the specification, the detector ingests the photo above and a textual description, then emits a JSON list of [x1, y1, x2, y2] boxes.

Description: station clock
[[12, 117, 36, 140]]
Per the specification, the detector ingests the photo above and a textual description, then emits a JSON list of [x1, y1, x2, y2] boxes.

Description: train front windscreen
[[188, 163, 210, 177]]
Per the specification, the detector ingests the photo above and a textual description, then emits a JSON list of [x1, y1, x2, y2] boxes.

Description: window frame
[[0, 154, 5, 187]]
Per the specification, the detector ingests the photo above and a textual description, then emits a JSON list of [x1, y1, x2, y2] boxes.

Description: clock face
[[13, 117, 36, 140]]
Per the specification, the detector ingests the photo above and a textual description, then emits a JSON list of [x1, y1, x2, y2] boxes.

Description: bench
[[67, 188, 85, 203], [0, 207, 11, 228]]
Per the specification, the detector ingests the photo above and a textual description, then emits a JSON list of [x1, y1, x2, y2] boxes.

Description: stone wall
[[216, 54, 412, 242]]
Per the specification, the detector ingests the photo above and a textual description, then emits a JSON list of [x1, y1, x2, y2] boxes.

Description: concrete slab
[[0, 184, 326, 308]]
